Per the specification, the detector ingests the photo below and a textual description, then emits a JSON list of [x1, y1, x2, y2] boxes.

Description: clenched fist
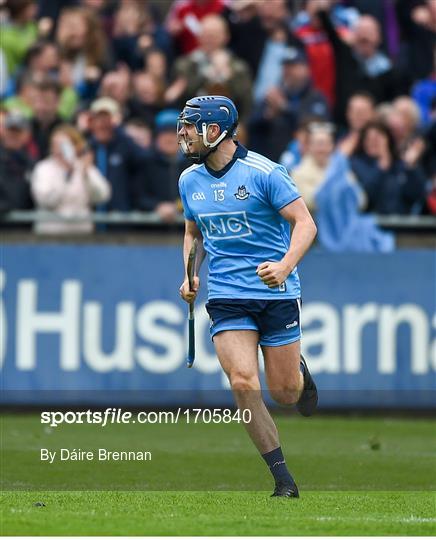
[[179, 276, 200, 303], [256, 261, 292, 288]]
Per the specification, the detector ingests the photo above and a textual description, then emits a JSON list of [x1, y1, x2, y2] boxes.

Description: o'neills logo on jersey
[[235, 185, 250, 200], [211, 181, 227, 188], [192, 192, 206, 201]]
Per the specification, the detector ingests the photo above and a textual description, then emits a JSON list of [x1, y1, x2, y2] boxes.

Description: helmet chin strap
[[201, 122, 228, 149], [181, 123, 230, 164]]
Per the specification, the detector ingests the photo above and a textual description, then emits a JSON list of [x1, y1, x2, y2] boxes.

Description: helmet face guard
[[177, 118, 200, 160], [177, 118, 229, 162], [177, 95, 238, 163]]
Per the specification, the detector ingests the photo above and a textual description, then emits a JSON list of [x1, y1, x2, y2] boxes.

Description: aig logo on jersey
[[192, 192, 206, 201], [198, 211, 252, 240], [235, 185, 250, 200]]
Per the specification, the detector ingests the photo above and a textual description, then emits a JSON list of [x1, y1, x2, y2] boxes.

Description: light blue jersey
[[178, 144, 301, 300]]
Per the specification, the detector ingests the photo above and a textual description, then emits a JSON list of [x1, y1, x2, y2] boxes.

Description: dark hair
[[5, 0, 34, 20], [24, 40, 58, 68], [348, 91, 376, 108], [355, 120, 398, 160]]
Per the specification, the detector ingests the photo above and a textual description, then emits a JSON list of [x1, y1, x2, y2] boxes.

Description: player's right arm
[[179, 219, 205, 303]]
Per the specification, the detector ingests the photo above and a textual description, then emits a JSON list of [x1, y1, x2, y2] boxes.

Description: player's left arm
[[257, 198, 317, 288]]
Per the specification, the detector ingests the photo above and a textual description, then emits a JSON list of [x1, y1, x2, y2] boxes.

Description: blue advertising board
[[1, 245, 435, 407]]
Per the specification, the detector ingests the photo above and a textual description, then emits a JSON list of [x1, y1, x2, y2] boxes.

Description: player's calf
[[263, 342, 304, 407]]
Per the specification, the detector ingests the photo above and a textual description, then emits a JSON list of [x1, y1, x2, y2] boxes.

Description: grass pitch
[[2, 490, 435, 536], [1, 413, 435, 535]]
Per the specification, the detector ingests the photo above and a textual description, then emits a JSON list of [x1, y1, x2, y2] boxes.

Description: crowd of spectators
[[0, 0, 435, 236]]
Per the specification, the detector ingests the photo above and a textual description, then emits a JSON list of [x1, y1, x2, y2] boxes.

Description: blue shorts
[[205, 298, 302, 347]]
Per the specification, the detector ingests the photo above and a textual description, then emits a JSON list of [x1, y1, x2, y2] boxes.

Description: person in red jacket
[[293, 0, 351, 108], [166, 0, 228, 55]]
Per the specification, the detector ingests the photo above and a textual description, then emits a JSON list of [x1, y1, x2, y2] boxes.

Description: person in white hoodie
[[31, 124, 111, 234]]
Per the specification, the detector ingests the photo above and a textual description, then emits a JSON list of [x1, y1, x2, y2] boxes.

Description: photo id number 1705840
[[183, 408, 251, 424]]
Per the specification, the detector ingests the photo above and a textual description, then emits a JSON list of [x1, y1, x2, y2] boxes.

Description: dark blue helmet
[[178, 95, 239, 149]]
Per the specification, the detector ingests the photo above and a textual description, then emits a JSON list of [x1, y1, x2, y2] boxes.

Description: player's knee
[[229, 371, 260, 394], [270, 384, 300, 406]]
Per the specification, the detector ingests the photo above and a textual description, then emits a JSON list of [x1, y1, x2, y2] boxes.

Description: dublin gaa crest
[[235, 185, 250, 200]]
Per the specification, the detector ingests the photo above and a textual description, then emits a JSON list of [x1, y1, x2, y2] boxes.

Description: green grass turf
[[1, 491, 435, 536], [1, 414, 435, 535]]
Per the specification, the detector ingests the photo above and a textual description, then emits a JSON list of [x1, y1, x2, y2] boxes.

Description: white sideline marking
[[313, 515, 436, 524]]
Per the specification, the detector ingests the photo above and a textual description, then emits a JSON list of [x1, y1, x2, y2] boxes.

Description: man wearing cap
[[250, 47, 330, 161], [0, 112, 35, 217], [139, 109, 190, 223], [87, 97, 149, 213]]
